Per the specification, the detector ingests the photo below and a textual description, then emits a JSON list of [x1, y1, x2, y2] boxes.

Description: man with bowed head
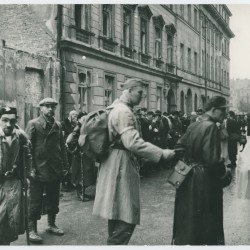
[[172, 96, 232, 245], [92, 78, 176, 245], [26, 98, 69, 243]]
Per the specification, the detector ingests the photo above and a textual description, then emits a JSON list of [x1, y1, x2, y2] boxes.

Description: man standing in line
[[26, 98, 69, 243], [172, 96, 232, 245], [92, 79, 176, 245], [61, 110, 78, 192], [226, 111, 241, 168], [0, 107, 31, 245]]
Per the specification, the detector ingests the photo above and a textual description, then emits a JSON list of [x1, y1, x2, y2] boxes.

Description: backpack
[[78, 108, 113, 159]]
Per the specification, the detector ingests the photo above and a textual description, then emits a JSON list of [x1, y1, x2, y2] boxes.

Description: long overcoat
[[93, 95, 163, 225], [0, 128, 30, 243], [66, 123, 95, 187], [25, 115, 68, 182], [172, 114, 226, 245]]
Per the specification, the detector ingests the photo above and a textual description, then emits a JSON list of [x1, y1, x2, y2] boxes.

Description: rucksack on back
[[78, 108, 112, 159]]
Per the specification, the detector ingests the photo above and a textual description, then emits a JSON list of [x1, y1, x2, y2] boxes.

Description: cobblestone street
[[13, 167, 250, 246]]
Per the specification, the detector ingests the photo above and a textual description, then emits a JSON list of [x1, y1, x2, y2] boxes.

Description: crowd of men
[[0, 77, 248, 246]]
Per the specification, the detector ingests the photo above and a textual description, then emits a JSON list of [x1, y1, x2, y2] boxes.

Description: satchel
[[168, 160, 194, 188]]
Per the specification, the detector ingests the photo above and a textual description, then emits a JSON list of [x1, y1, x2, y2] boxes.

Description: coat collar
[[38, 115, 57, 130], [200, 113, 216, 123]]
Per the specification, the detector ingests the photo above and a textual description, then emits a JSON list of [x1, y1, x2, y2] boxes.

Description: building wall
[[0, 45, 61, 128], [59, 4, 234, 117], [0, 5, 57, 56]]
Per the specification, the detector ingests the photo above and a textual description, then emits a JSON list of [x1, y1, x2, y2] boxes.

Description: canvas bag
[[78, 108, 113, 159]]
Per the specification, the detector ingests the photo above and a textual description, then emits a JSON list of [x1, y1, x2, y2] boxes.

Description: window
[[180, 43, 184, 70], [215, 58, 217, 82], [75, 5, 91, 30], [140, 18, 148, 54], [194, 52, 198, 74], [194, 8, 198, 29], [104, 75, 115, 107], [227, 72, 229, 86], [154, 26, 162, 58], [75, 5, 82, 28], [188, 48, 191, 72], [224, 71, 226, 86], [156, 87, 162, 110], [221, 69, 223, 85], [194, 94, 198, 111], [211, 56, 214, 81], [103, 5, 113, 37], [138, 83, 149, 109], [123, 7, 132, 48], [207, 53, 210, 79], [202, 50, 205, 77], [78, 70, 91, 112], [167, 34, 173, 64], [180, 5, 184, 17], [188, 5, 191, 23]]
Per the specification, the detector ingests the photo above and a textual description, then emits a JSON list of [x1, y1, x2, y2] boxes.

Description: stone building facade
[[58, 4, 234, 117]]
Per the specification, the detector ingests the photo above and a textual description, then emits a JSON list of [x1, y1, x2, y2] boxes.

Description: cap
[[205, 96, 228, 111], [121, 78, 144, 90], [0, 107, 17, 117], [39, 98, 58, 106], [155, 110, 162, 116]]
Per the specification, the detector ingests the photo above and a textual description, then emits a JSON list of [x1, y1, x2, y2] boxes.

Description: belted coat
[[93, 93, 163, 225], [25, 115, 68, 182]]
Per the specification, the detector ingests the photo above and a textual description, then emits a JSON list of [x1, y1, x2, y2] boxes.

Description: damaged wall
[[0, 46, 61, 128]]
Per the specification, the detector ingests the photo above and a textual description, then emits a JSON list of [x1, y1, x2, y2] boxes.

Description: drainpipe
[[2, 40, 6, 105], [57, 4, 65, 120]]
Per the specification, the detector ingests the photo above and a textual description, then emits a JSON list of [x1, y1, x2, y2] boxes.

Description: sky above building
[[229, 4, 250, 79]]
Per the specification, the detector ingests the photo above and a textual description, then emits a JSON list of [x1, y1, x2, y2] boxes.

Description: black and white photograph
[[0, 1, 250, 246]]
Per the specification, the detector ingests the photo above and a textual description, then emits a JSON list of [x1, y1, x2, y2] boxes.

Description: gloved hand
[[162, 149, 176, 161]]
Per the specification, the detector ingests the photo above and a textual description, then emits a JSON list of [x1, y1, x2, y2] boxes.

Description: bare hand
[[162, 149, 176, 161]]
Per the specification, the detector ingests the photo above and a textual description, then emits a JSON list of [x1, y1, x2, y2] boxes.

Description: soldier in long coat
[[172, 96, 232, 245], [25, 98, 69, 243], [0, 107, 31, 245], [93, 79, 176, 245]]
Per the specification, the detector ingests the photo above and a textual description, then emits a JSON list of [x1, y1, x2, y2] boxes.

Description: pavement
[[12, 167, 250, 246]]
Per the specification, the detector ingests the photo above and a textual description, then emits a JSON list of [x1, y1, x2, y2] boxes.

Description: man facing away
[[25, 98, 69, 243], [92, 79, 176, 245], [172, 96, 231, 245], [0, 107, 31, 245]]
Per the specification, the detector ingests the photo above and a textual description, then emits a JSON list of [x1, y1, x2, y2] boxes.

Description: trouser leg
[[29, 179, 44, 221], [107, 220, 136, 245], [45, 181, 60, 216]]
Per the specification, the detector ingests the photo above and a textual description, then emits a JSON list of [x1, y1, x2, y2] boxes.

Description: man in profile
[[93, 79, 176, 245], [172, 96, 231, 245]]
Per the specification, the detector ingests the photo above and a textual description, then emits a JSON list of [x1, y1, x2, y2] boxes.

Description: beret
[[39, 98, 58, 106], [0, 107, 17, 117]]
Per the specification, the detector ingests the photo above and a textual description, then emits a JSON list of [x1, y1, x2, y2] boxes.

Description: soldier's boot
[[47, 214, 64, 236], [28, 220, 43, 243]]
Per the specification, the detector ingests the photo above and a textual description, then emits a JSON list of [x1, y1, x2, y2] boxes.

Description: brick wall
[[0, 4, 56, 56]]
